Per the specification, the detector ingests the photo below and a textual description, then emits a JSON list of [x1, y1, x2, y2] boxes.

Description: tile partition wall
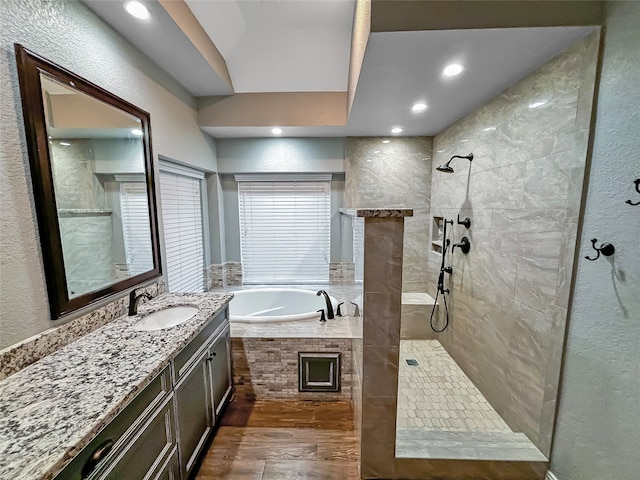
[[428, 32, 600, 456], [344, 137, 432, 293], [0, 280, 165, 380]]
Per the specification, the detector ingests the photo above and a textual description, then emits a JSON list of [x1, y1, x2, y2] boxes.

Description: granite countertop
[[0, 292, 233, 480], [339, 207, 414, 217]]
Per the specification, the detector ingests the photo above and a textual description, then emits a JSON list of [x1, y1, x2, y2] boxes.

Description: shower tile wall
[[428, 33, 599, 455], [345, 137, 432, 293], [50, 140, 116, 292]]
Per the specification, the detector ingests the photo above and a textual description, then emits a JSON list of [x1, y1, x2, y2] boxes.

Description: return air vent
[[298, 352, 341, 392]]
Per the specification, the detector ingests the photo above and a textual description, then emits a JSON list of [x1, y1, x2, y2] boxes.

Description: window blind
[[238, 180, 331, 284], [120, 182, 153, 276], [160, 170, 204, 293]]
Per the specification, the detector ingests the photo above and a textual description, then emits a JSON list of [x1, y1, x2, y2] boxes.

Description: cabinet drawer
[[97, 393, 176, 480], [55, 366, 172, 480], [173, 308, 228, 382]]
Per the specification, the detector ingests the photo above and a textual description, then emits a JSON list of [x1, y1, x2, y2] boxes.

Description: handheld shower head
[[436, 153, 474, 173]]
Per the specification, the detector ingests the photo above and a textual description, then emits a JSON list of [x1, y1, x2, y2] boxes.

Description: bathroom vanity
[[0, 292, 234, 480]]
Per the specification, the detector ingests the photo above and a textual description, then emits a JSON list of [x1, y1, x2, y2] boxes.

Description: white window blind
[[160, 169, 204, 293], [238, 179, 331, 284], [120, 182, 153, 276]]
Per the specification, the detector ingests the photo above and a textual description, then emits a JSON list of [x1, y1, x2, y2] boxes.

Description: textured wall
[[551, 2, 640, 479], [0, 0, 217, 349], [345, 137, 433, 292], [428, 34, 599, 455]]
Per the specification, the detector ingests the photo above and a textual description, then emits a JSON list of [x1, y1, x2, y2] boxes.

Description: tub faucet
[[349, 302, 360, 317], [129, 288, 152, 316], [316, 290, 334, 319]]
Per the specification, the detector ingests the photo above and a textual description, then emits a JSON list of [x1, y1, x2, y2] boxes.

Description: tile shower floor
[[396, 340, 547, 461], [397, 340, 510, 432]]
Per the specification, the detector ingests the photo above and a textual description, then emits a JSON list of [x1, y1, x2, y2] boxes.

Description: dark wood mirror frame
[[15, 44, 162, 320]]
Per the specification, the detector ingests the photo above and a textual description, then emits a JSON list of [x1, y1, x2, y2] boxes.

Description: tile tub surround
[[0, 292, 233, 480], [329, 261, 356, 284], [232, 337, 354, 401], [428, 32, 600, 455], [0, 280, 165, 380], [344, 137, 432, 294], [205, 262, 243, 290]]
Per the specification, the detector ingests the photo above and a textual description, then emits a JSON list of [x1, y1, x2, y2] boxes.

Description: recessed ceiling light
[[381, 140, 390, 144], [131, 128, 143, 136], [59, 142, 71, 146], [391, 127, 403, 134], [271, 127, 283, 135], [529, 100, 547, 109], [442, 63, 465, 77], [483, 126, 496, 131], [411, 102, 428, 113], [374, 150, 381, 154], [124, 1, 151, 21]]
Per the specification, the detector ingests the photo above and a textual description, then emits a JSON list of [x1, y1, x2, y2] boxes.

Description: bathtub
[[229, 288, 338, 323]]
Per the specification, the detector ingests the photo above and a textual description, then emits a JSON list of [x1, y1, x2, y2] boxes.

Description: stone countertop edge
[[0, 292, 234, 480], [339, 207, 414, 217]]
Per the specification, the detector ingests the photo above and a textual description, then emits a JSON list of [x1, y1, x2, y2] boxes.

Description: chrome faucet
[[316, 290, 334, 319], [128, 288, 152, 316]]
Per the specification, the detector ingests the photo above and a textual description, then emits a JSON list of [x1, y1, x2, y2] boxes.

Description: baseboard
[[546, 471, 559, 480]]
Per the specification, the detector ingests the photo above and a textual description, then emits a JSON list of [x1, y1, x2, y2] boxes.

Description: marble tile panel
[[514, 256, 560, 316], [555, 223, 579, 309], [470, 161, 526, 210], [523, 153, 572, 210], [362, 345, 399, 398], [363, 292, 401, 347], [451, 245, 519, 300], [490, 209, 565, 261]]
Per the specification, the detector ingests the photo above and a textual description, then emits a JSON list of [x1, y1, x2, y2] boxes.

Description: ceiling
[[186, 0, 355, 93], [82, 1, 596, 138]]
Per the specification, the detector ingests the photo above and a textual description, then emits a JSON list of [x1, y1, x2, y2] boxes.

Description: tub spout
[[316, 290, 335, 319]]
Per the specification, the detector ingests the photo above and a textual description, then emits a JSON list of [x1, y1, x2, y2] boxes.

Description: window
[[237, 174, 331, 284], [120, 181, 153, 276], [160, 163, 205, 292]]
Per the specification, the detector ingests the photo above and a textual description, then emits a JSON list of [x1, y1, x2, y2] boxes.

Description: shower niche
[[431, 216, 444, 254]]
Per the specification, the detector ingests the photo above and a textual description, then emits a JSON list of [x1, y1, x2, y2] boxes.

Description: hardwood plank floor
[[195, 400, 360, 480]]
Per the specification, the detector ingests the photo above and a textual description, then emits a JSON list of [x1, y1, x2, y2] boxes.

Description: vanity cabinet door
[[175, 351, 213, 479], [97, 395, 175, 480], [209, 325, 232, 417]]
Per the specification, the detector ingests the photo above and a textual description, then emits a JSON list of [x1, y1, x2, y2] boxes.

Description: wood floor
[[194, 399, 360, 480]]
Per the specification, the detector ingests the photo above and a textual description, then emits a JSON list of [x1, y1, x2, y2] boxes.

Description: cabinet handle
[[81, 439, 114, 478]]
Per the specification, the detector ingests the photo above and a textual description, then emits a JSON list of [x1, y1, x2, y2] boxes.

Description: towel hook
[[625, 178, 640, 206], [585, 238, 615, 261]]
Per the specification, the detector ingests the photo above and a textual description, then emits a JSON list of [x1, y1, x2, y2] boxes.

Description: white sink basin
[[133, 306, 198, 331]]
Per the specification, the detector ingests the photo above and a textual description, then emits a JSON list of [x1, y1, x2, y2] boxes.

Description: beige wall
[[345, 137, 433, 293], [428, 33, 600, 455], [0, 0, 217, 349]]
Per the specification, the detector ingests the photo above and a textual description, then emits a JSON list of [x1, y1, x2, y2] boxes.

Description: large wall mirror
[[15, 44, 161, 319]]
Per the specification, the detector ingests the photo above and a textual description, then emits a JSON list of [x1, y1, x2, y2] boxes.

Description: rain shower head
[[436, 153, 474, 173]]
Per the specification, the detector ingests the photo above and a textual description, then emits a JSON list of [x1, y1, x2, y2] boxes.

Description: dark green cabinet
[[175, 351, 214, 479], [54, 308, 232, 480]]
